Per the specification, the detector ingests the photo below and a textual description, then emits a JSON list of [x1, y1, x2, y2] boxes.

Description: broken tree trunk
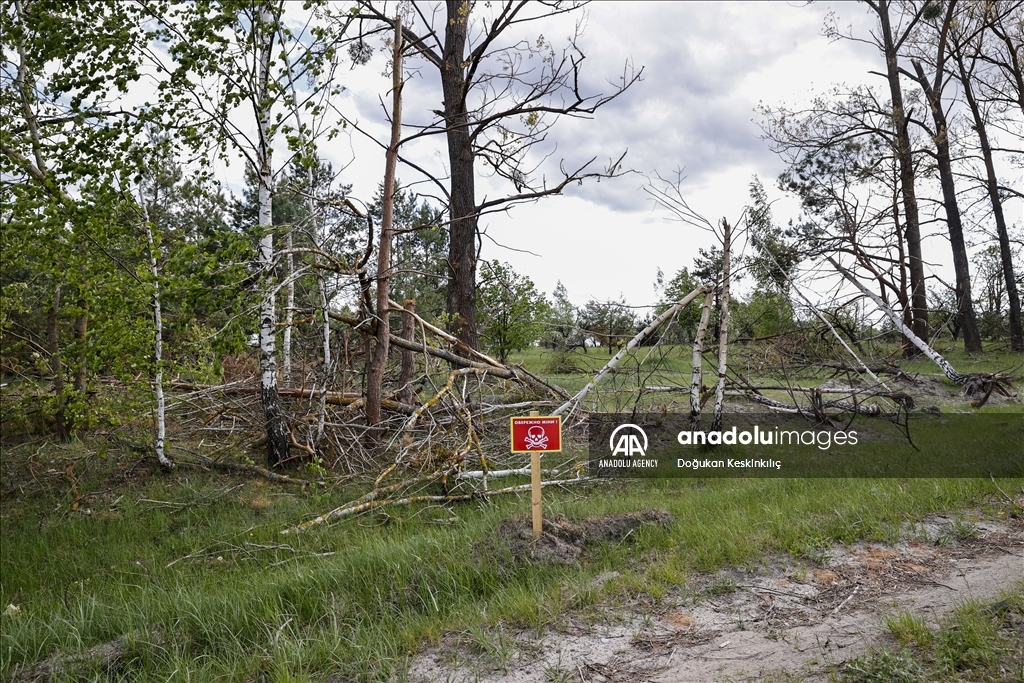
[[169, 382, 419, 415], [711, 218, 732, 432], [366, 16, 403, 428], [283, 476, 589, 533], [387, 298, 505, 369], [397, 299, 416, 405], [690, 290, 714, 429], [829, 257, 966, 384], [554, 285, 708, 416], [327, 310, 564, 403]]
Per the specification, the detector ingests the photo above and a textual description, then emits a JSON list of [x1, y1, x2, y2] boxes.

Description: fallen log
[[828, 257, 965, 384], [168, 382, 418, 414], [554, 285, 709, 416], [829, 258, 1019, 401], [175, 449, 316, 487], [738, 390, 884, 416]]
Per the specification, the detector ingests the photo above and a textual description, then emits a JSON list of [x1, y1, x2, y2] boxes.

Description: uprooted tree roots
[[961, 372, 1017, 407]]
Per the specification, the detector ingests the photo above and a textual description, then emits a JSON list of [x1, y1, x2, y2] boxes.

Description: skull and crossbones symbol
[[523, 425, 549, 450]]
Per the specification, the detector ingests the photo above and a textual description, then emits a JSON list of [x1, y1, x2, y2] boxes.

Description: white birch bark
[[828, 256, 965, 384], [255, 4, 289, 466], [554, 286, 707, 416], [257, 10, 276, 402], [276, 22, 329, 446], [317, 275, 331, 442], [283, 231, 293, 387], [141, 198, 171, 468], [690, 290, 714, 428], [790, 279, 892, 392], [749, 210, 891, 391], [711, 218, 732, 432]]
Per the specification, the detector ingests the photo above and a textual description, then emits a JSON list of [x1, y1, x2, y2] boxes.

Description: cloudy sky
[[321, 1, 890, 308]]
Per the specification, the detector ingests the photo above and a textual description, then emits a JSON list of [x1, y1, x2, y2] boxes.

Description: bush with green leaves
[[476, 261, 551, 363]]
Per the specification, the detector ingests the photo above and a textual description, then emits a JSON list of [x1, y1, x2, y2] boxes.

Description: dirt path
[[408, 514, 1023, 682]]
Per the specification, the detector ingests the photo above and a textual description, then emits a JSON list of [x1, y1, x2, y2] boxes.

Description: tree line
[[759, 0, 1023, 356], [1, 1, 639, 463], [2, 0, 1021, 468]]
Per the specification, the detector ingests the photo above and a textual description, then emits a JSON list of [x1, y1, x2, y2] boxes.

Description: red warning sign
[[510, 415, 562, 453]]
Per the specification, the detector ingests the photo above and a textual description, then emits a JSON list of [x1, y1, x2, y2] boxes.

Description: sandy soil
[[407, 513, 1024, 683]]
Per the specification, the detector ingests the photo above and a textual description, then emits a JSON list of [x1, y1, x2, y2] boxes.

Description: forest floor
[[1, 342, 1022, 682]]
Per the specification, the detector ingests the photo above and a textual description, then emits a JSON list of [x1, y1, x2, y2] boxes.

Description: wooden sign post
[[510, 411, 562, 537]]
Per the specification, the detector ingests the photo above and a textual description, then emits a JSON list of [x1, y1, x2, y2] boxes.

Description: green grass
[[507, 343, 1024, 414], [509, 342, 1024, 379], [2, 437, 1021, 681], [2, 340, 1022, 680], [840, 581, 1024, 682]]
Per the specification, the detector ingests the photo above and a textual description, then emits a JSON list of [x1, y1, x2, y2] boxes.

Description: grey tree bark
[[950, 12, 1023, 351], [868, 0, 930, 348], [366, 15, 404, 427], [398, 299, 417, 405], [711, 219, 732, 432], [439, 1, 479, 350], [907, 0, 982, 352], [353, 1, 640, 351]]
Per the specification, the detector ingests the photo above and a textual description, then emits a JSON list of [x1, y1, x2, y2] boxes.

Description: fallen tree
[[553, 285, 709, 416], [829, 257, 1015, 404]]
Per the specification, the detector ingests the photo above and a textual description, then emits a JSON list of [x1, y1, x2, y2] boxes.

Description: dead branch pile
[[161, 297, 597, 525], [156, 287, 735, 531], [151, 244, 1011, 534]]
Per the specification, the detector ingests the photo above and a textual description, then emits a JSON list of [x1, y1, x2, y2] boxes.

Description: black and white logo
[[609, 424, 648, 457]]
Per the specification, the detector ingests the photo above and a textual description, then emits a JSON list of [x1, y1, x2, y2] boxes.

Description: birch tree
[[711, 218, 732, 432], [139, 195, 172, 468], [689, 290, 714, 429], [150, 1, 341, 465]]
